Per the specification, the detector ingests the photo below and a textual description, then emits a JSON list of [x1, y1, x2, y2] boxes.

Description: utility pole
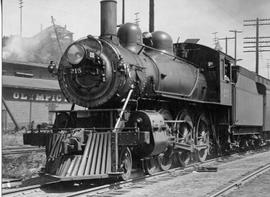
[[267, 60, 270, 79], [212, 32, 218, 47], [19, 0, 23, 36], [51, 16, 63, 55], [135, 12, 140, 26], [243, 18, 270, 74], [229, 30, 242, 66], [122, 0, 125, 24], [218, 36, 234, 54], [149, 0, 154, 32]]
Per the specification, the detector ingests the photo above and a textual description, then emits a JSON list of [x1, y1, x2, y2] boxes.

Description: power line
[[244, 40, 270, 44], [244, 36, 270, 39], [244, 45, 270, 48]]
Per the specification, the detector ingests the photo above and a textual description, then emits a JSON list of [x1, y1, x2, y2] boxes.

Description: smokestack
[[100, 0, 117, 38], [149, 0, 154, 32]]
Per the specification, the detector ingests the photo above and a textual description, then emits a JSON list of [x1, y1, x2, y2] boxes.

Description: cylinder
[[100, 0, 117, 37]]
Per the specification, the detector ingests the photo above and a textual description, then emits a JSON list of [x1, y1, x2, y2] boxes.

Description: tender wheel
[[195, 113, 212, 162], [157, 147, 173, 171], [174, 110, 194, 166], [144, 157, 158, 175], [119, 147, 132, 180]]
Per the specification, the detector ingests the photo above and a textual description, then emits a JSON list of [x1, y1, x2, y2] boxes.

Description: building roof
[[33, 25, 73, 39], [3, 60, 49, 68], [2, 76, 61, 91]]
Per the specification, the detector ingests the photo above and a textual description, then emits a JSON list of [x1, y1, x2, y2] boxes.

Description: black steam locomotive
[[24, 0, 270, 181]]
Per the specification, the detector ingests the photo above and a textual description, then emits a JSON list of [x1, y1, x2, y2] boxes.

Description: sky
[[2, 0, 270, 78]]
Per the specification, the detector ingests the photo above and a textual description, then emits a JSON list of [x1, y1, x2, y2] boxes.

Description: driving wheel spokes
[[144, 156, 158, 175], [174, 110, 194, 166], [195, 113, 211, 162], [175, 151, 190, 167], [157, 147, 173, 171], [119, 147, 132, 180]]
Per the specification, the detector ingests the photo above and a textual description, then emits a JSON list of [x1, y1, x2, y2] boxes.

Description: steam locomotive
[[24, 0, 270, 181]]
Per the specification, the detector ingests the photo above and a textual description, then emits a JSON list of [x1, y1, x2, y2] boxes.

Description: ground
[[226, 169, 270, 197], [2, 132, 46, 180], [2, 152, 46, 180]]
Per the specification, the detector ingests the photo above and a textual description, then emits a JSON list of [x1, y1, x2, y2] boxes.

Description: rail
[[2, 147, 45, 156], [209, 163, 270, 197]]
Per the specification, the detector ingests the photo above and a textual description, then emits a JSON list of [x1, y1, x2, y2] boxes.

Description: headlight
[[66, 44, 85, 65]]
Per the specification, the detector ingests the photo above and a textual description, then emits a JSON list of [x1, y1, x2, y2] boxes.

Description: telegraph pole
[[267, 60, 270, 79], [212, 32, 218, 46], [229, 30, 242, 66], [135, 12, 140, 26], [51, 16, 63, 55], [243, 18, 270, 74], [149, 0, 154, 32], [122, 0, 125, 24], [218, 36, 234, 54], [19, 0, 23, 36]]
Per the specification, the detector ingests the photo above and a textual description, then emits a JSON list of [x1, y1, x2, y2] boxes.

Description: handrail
[[112, 87, 134, 172], [113, 88, 134, 132]]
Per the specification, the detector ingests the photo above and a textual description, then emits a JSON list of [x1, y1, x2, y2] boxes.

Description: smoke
[[3, 26, 72, 64], [3, 36, 41, 62]]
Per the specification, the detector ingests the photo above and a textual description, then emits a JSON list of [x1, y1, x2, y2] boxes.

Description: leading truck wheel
[[119, 147, 132, 180], [157, 147, 173, 171], [195, 113, 211, 162], [144, 156, 158, 175]]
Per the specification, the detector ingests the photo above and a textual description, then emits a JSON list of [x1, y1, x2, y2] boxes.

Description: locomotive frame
[[24, 0, 270, 182]]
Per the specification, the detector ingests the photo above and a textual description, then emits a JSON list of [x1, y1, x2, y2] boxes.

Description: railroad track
[[63, 161, 217, 197], [64, 149, 270, 197], [3, 148, 270, 197], [209, 163, 270, 197], [2, 179, 22, 189], [2, 157, 218, 197], [2, 146, 45, 155]]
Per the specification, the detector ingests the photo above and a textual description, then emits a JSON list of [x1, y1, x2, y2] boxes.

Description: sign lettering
[[4, 87, 68, 103]]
